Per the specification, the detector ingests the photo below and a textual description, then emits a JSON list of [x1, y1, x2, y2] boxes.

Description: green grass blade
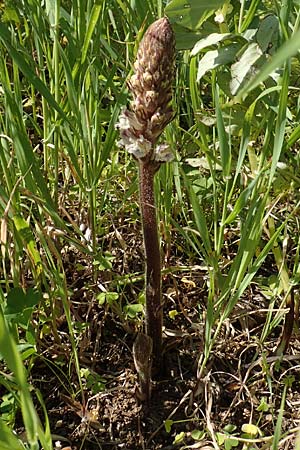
[[215, 84, 231, 179], [0, 299, 38, 446], [1, 87, 54, 207], [81, 2, 104, 65], [181, 171, 212, 259], [271, 379, 289, 450], [0, 24, 68, 124], [0, 419, 26, 450], [268, 62, 290, 188], [240, 0, 261, 33]]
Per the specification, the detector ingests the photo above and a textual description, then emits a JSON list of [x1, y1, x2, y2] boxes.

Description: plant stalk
[[139, 159, 162, 370]]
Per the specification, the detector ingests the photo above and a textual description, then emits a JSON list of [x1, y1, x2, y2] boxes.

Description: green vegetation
[[0, 0, 300, 448]]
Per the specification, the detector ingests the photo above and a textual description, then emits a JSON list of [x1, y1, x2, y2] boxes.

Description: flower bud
[[116, 17, 175, 161]]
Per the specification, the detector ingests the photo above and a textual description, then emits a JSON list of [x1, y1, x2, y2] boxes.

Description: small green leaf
[[97, 292, 119, 305], [225, 437, 239, 450], [284, 375, 295, 388], [86, 373, 106, 394], [224, 424, 237, 433], [80, 368, 90, 379], [191, 429, 205, 441], [93, 253, 113, 270], [173, 431, 185, 444], [168, 309, 179, 320], [124, 303, 144, 318], [164, 419, 173, 433], [257, 397, 269, 412], [17, 344, 36, 361], [216, 432, 226, 445], [241, 423, 260, 437]]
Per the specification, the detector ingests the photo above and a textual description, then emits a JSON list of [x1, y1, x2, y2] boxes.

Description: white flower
[[116, 107, 143, 131], [117, 129, 152, 159], [154, 143, 174, 162], [214, 10, 225, 23], [116, 107, 153, 159], [127, 136, 152, 159]]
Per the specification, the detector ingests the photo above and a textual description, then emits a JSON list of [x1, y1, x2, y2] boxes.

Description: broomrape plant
[[116, 17, 176, 400]]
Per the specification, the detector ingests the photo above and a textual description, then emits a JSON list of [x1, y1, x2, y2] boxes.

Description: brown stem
[[138, 159, 162, 371]]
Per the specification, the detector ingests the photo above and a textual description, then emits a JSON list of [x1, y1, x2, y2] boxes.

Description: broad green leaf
[[237, 26, 300, 98], [256, 15, 279, 53], [197, 43, 242, 80], [173, 20, 219, 50], [191, 33, 233, 56], [230, 43, 263, 95], [166, 0, 224, 30], [5, 288, 40, 316], [172, 24, 205, 50]]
